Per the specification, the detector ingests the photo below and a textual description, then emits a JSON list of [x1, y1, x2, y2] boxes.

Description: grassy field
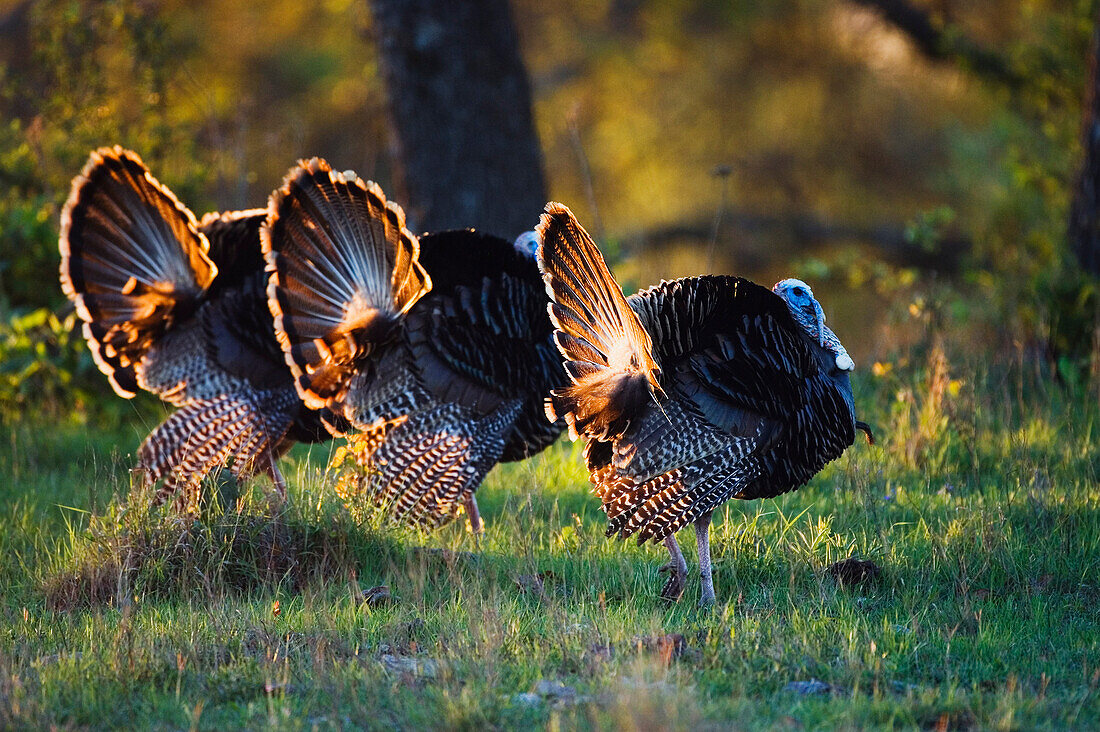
[[2, 352, 1100, 730]]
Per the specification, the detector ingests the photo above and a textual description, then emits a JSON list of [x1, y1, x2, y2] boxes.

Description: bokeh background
[[1, 0, 1096, 422]]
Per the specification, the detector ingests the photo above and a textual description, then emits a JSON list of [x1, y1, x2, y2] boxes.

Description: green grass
[[3, 355, 1100, 730]]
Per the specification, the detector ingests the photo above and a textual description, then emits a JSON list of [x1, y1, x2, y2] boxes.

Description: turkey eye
[[792, 287, 804, 296]]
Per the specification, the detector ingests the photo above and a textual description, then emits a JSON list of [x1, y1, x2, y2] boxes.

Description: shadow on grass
[[41, 500, 409, 611]]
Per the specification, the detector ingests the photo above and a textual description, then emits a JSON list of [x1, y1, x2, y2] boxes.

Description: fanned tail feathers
[[59, 146, 217, 397], [263, 158, 430, 412], [137, 394, 293, 510], [536, 203, 662, 441]]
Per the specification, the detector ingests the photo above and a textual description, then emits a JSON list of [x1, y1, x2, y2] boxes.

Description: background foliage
[[2, 0, 1098, 420]]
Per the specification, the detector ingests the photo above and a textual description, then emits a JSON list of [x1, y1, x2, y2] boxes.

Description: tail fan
[[59, 146, 217, 397], [536, 203, 662, 441], [137, 394, 294, 509], [263, 158, 431, 412]]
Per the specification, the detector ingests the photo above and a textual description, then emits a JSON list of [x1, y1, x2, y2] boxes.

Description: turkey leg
[[695, 511, 715, 606], [658, 533, 688, 601]]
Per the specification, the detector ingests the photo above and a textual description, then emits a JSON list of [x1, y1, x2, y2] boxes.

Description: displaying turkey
[[263, 158, 564, 532], [536, 203, 873, 605], [59, 146, 331, 510]]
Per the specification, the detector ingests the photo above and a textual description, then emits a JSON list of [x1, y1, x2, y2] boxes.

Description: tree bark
[[850, 0, 1024, 90], [1069, 12, 1100, 277], [621, 210, 969, 273], [368, 0, 547, 239]]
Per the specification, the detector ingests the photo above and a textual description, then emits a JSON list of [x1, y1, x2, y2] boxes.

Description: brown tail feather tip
[[534, 200, 661, 388], [60, 146, 214, 288], [536, 201, 577, 237], [543, 395, 560, 424], [262, 156, 426, 291], [262, 157, 430, 411], [60, 146, 216, 399], [534, 202, 576, 293]]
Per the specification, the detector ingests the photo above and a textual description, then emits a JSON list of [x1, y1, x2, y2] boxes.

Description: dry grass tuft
[[42, 505, 372, 611]]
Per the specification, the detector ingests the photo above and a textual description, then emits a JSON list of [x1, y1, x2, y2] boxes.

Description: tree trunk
[[1069, 12, 1100, 277], [368, 0, 546, 239], [850, 0, 1023, 89]]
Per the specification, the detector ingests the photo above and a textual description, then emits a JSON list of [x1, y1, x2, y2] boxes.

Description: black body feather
[[264, 167, 565, 527], [538, 203, 858, 545]]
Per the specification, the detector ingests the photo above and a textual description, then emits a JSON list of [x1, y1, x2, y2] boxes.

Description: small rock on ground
[[380, 654, 439, 679], [825, 557, 882, 587], [512, 692, 541, 708], [358, 585, 395, 607], [534, 679, 578, 702], [514, 572, 551, 598], [784, 679, 831, 695], [511, 679, 585, 708]]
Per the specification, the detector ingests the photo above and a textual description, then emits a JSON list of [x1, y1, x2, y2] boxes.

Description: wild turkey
[[263, 158, 564, 531], [59, 146, 331, 509], [536, 203, 873, 605]]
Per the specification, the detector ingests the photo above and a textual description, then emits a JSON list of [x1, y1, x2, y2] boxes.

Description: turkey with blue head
[[536, 203, 873, 605], [262, 159, 565, 532], [59, 147, 336, 510]]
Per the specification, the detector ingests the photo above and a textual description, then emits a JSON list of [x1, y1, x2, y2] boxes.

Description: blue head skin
[[513, 230, 540, 258], [772, 278, 854, 373]]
